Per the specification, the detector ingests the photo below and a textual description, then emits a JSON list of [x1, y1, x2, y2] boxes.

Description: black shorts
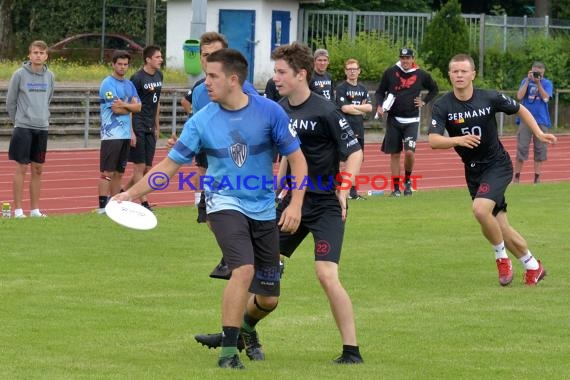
[[195, 151, 208, 168], [381, 116, 418, 154], [277, 192, 345, 263], [8, 127, 48, 164], [129, 130, 156, 166], [208, 210, 280, 297], [465, 151, 513, 215], [100, 139, 130, 173]]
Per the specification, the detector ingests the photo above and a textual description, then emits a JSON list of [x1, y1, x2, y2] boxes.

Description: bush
[[322, 31, 448, 90]]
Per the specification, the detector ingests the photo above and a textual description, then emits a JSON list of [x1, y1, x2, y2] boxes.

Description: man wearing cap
[[375, 47, 439, 196], [309, 48, 335, 101]]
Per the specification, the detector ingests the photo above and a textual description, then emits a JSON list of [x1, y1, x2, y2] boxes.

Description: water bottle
[[2, 202, 11, 218], [367, 190, 384, 196]]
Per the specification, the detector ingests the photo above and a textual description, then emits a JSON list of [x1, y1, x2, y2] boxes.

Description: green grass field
[[1, 183, 569, 379]]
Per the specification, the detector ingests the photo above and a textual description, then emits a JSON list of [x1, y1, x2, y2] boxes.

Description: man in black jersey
[[195, 42, 365, 365], [336, 58, 372, 199], [428, 54, 557, 286], [124, 45, 163, 211], [375, 48, 438, 196], [309, 48, 335, 101]]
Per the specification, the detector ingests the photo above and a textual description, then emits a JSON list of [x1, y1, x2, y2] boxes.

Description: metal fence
[[299, 10, 570, 77]]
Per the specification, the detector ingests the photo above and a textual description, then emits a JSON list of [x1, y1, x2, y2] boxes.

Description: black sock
[[405, 170, 412, 183], [141, 200, 150, 207], [393, 177, 400, 191], [243, 313, 260, 330], [98, 196, 108, 209], [343, 344, 361, 357], [514, 173, 520, 180], [534, 173, 540, 182], [349, 186, 358, 198], [221, 326, 240, 348]]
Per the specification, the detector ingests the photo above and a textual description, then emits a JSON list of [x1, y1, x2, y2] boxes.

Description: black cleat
[[209, 260, 232, 280], [332, 353, 364, 364], [390, 189, 401, 197], [218, 354, 245, 369], [194, 333, 245, 351], [240, 329, 265, 361]]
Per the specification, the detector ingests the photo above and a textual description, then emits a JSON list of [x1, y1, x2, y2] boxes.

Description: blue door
[[219, 10, 256, 82], [271, 11, 290, 54]]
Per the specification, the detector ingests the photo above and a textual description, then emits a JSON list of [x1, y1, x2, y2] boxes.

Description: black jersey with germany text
[[429, 89, 520, 165], [130, 69, 163, 133], [279, 93, 361, 194]]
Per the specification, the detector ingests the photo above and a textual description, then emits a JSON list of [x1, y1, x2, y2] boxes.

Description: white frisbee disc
[[105, 200, 157, 230]]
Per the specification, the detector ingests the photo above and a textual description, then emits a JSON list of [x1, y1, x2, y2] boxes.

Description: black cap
[[399, 48, 414, 57]]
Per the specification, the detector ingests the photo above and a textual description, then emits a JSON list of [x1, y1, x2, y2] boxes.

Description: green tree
[[422, 0, 470, 77]]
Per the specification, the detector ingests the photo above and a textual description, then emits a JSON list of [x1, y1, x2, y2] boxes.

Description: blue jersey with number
[[99, 76, 138, 140], [169, 94, 300, 220]]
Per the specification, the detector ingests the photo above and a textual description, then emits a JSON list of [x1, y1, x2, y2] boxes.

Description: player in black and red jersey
[[375, 48, 438, 196], [428, 54, 557, 286]]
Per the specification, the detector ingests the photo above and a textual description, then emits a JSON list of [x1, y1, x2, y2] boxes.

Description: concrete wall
[[165, 0, 300, 88]]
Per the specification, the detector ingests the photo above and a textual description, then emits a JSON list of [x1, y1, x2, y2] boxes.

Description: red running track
[[1, 135, 569, 215]]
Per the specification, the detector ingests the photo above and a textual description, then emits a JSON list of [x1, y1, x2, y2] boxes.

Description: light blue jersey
[[192, 80, 259, 115], [99, 76, 139, 140], [169, 94, 300, 220], [519, 77, 553, 127]]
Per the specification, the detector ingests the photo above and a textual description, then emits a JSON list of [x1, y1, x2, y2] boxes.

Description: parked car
[[48, 33, 144, 64]]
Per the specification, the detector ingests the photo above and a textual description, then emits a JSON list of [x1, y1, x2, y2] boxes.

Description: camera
[[532, 71, 541, 78]]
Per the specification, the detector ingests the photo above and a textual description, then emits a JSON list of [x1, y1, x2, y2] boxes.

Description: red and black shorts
[[465, 151, 513, 216], [278, 192, 345, 264]]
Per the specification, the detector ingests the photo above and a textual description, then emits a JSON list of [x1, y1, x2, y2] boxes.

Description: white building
[[164, 0, 323, 88]]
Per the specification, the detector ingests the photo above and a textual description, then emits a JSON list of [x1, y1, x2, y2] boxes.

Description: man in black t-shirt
[[125, 45, 163, 210], [335, 58, 372, 199], [309, 48, 335, 101], [375, 48, 438, 197], [195, 42, 365, 365], [428, 54, 556, 287]]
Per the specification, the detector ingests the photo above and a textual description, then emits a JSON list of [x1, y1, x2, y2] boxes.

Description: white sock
[[520, 252, 539, 270], [14, 208, 24, 217], [493, 242, 508, 260], [30, 208, 41, 216]]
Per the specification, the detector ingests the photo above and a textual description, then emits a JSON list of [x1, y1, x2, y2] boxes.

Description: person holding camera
[[514, 61, 553, 184]]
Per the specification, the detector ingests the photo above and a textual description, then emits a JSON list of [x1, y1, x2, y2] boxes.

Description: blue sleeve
[[168, 118, 200, 165], [543, 79, 553, 97]]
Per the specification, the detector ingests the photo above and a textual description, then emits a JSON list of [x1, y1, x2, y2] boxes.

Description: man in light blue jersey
[[97, 50, 141, 213], [114, 48, 307, 370]]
